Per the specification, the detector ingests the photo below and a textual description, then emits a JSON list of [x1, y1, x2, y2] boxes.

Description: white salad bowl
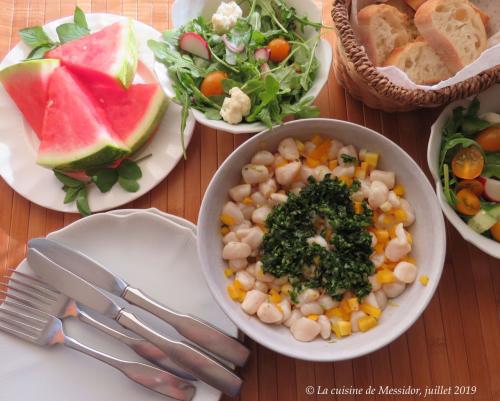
[[428, 84, 500, 259], [154, 0, 332, 134], [198, 118, 446, 361]]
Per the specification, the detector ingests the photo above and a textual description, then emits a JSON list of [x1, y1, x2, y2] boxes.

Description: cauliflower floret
[[211, 1, 243, 34], [220, 87, 251, 124]]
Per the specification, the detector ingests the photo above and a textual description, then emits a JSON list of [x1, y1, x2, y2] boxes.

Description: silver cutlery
[[28, 237, 249, 368], [2, 269, 196, 381], [0, 297, 196, 401], [27, 247, 242, 397]]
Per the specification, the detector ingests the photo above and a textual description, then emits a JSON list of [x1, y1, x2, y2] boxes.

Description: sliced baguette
[[414, 0, 487, 73], [384, 0, 419, 38], [470, 3, 490, 28], [358, 4, 412, 66], [384, 39, 452, 84], [404, 0, 427, 10]]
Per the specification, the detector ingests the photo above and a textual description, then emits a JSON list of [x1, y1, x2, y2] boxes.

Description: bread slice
[[384, 39, 452, 84], [404, 0, 427, 10], [358, 4, 412, 66], [414, 0, 487, 73], [470, 3, 490, 28], [383, 0, 419, 39]]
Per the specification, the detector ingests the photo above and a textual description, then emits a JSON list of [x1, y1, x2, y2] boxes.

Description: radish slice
[[179, 32, 211, 60], [222, 34, 244, 53], [478, 176, 500, 202], [255, 48, 270, 63]]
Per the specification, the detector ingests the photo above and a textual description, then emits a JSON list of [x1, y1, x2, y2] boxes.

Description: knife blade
[[27, 248, 242, 397], [28, 238, 250, 367]]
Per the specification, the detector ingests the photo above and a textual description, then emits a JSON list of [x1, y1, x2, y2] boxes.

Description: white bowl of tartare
[[197, 118, 446, 361]]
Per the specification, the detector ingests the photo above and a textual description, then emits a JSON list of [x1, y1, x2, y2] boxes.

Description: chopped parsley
[[260, 176, 374, 300], [340, 154, 358, 165]]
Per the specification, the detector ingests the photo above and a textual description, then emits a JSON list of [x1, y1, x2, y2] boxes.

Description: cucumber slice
[[468, 210, 497, 233], [487, 204, 500, 219]]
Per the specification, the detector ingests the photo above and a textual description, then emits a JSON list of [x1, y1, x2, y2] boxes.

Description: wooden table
[[0, 1, 499, 400]]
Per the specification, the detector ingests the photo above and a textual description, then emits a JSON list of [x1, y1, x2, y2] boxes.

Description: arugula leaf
[[76, 187, 91, 216], [246, 75, 280, 122], [54, 171, 85, 188], [19, 27, 53, 48], [483, 153, 500, 178], [117, 159, 142, 180], [442, 164, 457, 206], [281, 96, 320, 119], [56, 23, 89, 44], [439, 137, 482, 169], [118, 177, 140, 192], [92, 169, 118, 193], [73, 6, 89, 30], [63, 186, 81, 204]]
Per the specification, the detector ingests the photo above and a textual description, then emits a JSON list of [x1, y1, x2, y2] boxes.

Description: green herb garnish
[[260, 176, 374, 300]]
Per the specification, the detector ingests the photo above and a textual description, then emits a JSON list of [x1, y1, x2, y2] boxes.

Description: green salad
[[439, 98, 500, 242], [148, 0, 325, 150]]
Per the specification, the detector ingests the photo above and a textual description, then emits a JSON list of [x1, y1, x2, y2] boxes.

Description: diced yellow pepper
[[393, 208, 407, 222], [275, 159, 288, 168], [311, 134, 323, 146], [220, 226, 230, 235], [220, 214, 235, 226], [227, 282, 244, 302], [328, 159, 338, 170], [281, 283, 292, 296], [389, 225, 398, 238], [242, 196, 254, 205], [358, 316, 378, 332], [310, 139, 331, 163], [295, 139, 305, 153], [419, 275, 429, 286], [308, 314, 319, 321], [375, 229, 389, 244], [355, 166, 367, 180], [406, 232, 413, 244], [340, 299, 351, 315], [224, 268, 234, 278], [376, 270, 396, 284], [276, 304, 284, 313], [374, 242, 385, 254], [393, 184, 405, 196], [347, 297, 359, 311], [404, 256, 416, 264], [381, 262, 397, 271], [233, 279, 244, 291], [306, 157, 320, 168], [326, 307, 347, 320], [269, 289, 282, 304], [354, 201, 363, 215], [360, 303, 381, 318], [383, 214, 395, 226], [364, 152, 379, 169], [339, 175, 353, 187], [332, 320, 352, 337]]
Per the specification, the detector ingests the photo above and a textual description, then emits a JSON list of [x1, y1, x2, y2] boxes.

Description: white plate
[[154, 0, 332, 134], [428, 84, 500, 259], [0, 210, 237, 401], [0, 14, 195, 213]]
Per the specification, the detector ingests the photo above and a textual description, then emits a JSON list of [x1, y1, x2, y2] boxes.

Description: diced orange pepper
[[339, 175, 353, 187], [242, 196, 253, 205], [310, 139, 331, 162], [220, 214, 235, 226], [393, 208, 407, 222], [354, 201, 363, 214], [220, 226, 230, 235], [328, 159, 338, 170], [311, 134, 323, 146], [347, 297, 359, 311], [374, 229, 389, 244], [307, 314, 319, 321], [374, 242, 385, 254], [403, 256, 416, 264], [306, 157, 320, 168]]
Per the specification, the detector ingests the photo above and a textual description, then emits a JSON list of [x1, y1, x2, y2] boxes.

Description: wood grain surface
[[0, 1, 499, 400]]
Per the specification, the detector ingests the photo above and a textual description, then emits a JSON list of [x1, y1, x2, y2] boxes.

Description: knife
[[28, 238, 249, 368], [27, 248, 242, 397]]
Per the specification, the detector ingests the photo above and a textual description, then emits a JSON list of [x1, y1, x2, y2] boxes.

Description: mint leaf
[[76, 187, 91, 216], [117, 159, 142, 180], [56, 23, 89, 44], [92, 169, 118, 193], [63, 186, 80, 204], [74, 7, 88, 30], [27, 44, 55, 60], [19, 27, 53, 48], [54, 171, 85, 188], [118, 177, 140, 192]]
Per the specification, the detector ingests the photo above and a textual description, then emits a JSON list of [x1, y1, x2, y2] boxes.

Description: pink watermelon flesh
[[37, 67, 129, 171], [86, 81, 167, 152], [0, 59, 60, 138], [46, 20, 138, 88]]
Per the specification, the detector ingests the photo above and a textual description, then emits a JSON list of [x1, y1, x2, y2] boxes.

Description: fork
[[2, 269, 196, 381], [0, 297, 196, 401]]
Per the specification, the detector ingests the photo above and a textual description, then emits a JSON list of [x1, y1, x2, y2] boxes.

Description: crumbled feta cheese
[[212, 1, 243, 34], [220, 87, 251, 125]]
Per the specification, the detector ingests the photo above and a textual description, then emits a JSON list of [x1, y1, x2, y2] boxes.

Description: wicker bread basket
[[331, 0, 500, 112]]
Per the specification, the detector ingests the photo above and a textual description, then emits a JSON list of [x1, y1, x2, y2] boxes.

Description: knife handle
[[123, 287, 249, 367], [117, 309, 242, 397]]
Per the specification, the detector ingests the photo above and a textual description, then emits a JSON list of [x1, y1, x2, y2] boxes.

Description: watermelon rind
[[0, 59, 60, 80], [37, 138, 129, 172], [127, 88, 169, 153], [113, 19, 138, 88]]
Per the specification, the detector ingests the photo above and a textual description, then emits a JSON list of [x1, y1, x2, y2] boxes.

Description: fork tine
[[2, 299, 53, 320], [2, 275, 58, 301], [0, 282, 53, 306], [0, 305, 46, 327], [0, 308, 44, 336], [0, 321, 39, 342], [8, 269, 59, 294], [0, 289, 52, 314]]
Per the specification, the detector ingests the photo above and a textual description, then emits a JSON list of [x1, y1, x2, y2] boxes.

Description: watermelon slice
[[87, 82, 168, 152], [37, 67, 129, 171], [0, 59, 60, 138], [46, 19, 138, 88]]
